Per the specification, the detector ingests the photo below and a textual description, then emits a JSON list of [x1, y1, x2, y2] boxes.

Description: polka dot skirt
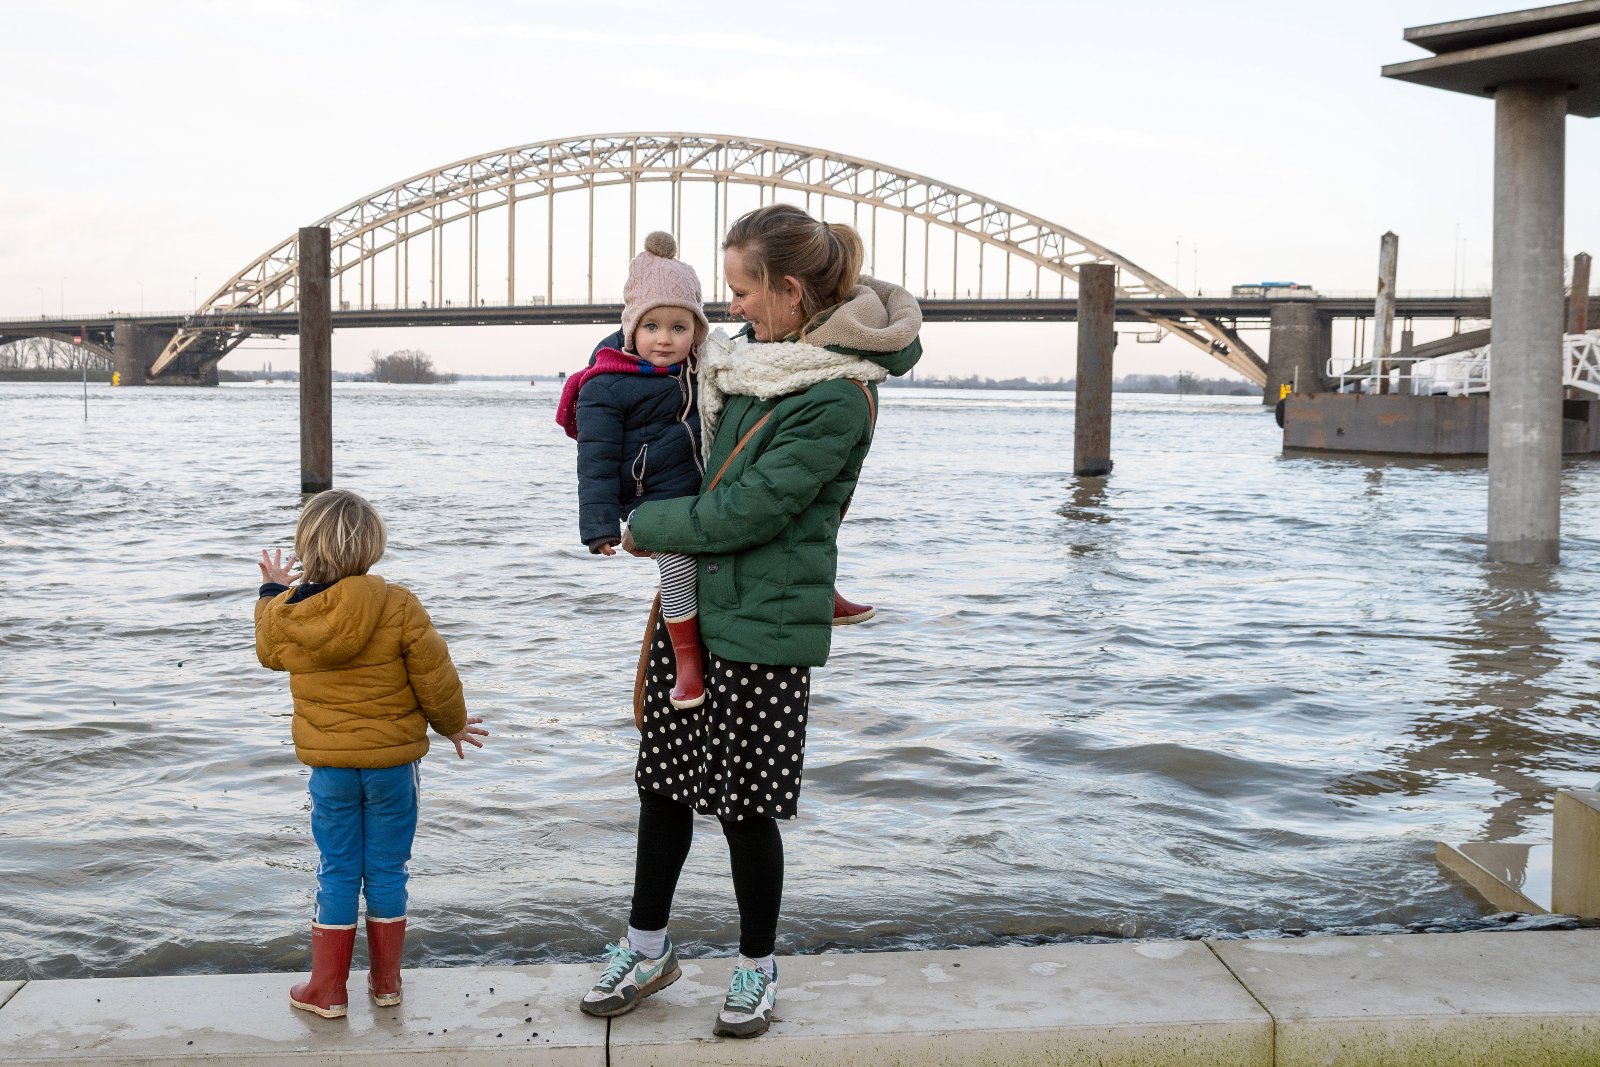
[[635, 617, 810, 821]]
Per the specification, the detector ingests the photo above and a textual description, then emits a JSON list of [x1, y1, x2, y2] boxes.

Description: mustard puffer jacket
[[255, 575, 468, 768]]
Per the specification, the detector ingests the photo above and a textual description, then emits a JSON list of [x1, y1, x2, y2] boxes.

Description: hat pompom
[[643, 231, 676, 258]]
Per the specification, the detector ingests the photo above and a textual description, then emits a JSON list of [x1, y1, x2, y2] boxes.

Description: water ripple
[[3, 381, 1599, 979]]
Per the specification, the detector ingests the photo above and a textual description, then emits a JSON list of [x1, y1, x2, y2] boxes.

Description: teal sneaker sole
[[712, 1010, 771, 1039], [579, 962, 682, 1018]]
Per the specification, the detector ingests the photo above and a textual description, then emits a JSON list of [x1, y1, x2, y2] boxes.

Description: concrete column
[[298, 226, 333, 494], [110, 322, 159, 386], [1073, 263, 1115, 476], [1264, 302, 1326, 402], [1569, 252, 1591, 334], [1552, 790, 1600, 918], [1375, 231, 1399, 394], [1488, 81, 1566, 565], [1399, 327, 1414, 394]]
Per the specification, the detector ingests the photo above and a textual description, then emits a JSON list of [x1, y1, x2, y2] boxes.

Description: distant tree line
[[0, 338, 112, 372], [217, 348, 457, 383], [369, 348, 456, 384], [883, 372, 1254, 395]]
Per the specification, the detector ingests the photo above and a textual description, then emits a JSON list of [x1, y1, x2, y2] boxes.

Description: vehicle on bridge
[[1231, 281, 1317, 299]]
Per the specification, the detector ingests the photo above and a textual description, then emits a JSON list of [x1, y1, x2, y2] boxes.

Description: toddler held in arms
[[254, 488, 487, 1018], [555, 232, 879, 714], [555, 231, 713, 710]]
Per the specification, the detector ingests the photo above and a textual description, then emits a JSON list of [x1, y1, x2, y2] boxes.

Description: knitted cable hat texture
[[621, 231, 709, 352]]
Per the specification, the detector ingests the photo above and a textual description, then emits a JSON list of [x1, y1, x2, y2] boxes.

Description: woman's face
[[724, 248, 800, 342]]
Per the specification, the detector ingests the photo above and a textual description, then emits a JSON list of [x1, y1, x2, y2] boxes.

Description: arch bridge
[[19, 134, 1275, 383]]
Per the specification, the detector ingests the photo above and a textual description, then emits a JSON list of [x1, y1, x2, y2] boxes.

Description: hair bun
[[643, 231, 677, 258]]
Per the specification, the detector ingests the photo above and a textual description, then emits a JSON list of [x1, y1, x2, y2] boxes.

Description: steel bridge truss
[[153, 133, 1266, 381]]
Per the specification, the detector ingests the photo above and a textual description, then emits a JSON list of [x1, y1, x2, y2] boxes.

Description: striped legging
[[656, 552, 698, 622]]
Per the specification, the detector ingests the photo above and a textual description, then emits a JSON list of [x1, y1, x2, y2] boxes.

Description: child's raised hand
[[258, 548, 300, 585], [590, 538, 620, 556], [447, 715, 489, 759]]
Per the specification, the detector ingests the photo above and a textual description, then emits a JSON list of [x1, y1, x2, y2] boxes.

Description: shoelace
[[599, 941, 639, 986], [724, 966, 766, 1011]]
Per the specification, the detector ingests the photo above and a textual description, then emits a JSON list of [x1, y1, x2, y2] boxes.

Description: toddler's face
[[632, 306, 697, 368]]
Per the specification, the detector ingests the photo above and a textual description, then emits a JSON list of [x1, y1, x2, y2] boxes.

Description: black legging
[[628, 790, 784, 959]]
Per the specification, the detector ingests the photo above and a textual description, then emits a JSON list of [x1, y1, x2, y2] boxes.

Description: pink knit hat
[[622, 231, 709, 352]]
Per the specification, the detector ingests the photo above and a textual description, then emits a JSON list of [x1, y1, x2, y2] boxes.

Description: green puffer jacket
[[628, 277, 922, 666]]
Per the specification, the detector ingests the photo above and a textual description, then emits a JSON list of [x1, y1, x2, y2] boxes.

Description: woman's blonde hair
[[295, 489, 387, 583], [724, 204, 864, 336]]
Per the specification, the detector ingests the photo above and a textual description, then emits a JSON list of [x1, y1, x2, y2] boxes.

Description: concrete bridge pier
[[1488, 80, 1566, 565], [1382, 7, 1600, 565], [111, 322, 162, 386], [1263, 301, 1330, 403], [110, 322, 215, 386], [108, 323, 163, 385]]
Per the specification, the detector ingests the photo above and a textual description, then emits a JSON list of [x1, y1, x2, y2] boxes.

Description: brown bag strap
[[708, 382, 870, 492], [706, 409, 774, 491], [632, 592, 661, 731], [634, 408, 770, 730], [632, 385, 870, 731], [851, 378, 877, 430]]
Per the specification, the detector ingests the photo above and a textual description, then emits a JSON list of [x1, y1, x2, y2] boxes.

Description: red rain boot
[[664, 614, 706, 710], [289, 922, 356, 1018], [366, 915, 406, 1006], [832, 590, 875, 626]]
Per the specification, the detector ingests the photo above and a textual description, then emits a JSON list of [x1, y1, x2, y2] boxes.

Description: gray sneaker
[[713, 958, 777, 1038], [579, 936, 681, 1018]]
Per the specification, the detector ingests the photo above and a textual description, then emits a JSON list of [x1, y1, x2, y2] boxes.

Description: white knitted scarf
[[696, 327, 888, 457]]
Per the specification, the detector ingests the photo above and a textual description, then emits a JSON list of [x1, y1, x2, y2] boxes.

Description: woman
[[578, 203, 922, 1039]]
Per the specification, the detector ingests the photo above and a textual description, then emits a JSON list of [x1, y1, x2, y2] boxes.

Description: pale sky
[[3, 0, 1597, 380]]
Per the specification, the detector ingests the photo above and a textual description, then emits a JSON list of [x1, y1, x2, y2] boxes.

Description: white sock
[[627, 925, 667, 959], [749, 953, 776, 980]]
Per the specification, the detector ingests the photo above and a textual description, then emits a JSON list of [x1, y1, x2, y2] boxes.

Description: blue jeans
[[308, 762, 420, 926]]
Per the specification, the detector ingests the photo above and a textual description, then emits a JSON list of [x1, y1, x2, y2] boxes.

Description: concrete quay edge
[[0, 931, 1596, 1066]]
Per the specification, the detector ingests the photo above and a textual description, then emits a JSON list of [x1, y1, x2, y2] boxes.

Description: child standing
[[255, 488, 487, 1018], [556, 231, 711, 710]]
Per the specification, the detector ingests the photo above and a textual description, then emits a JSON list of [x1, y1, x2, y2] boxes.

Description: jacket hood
[[803, 276, 923, 376], [264, 575, 389, 669]]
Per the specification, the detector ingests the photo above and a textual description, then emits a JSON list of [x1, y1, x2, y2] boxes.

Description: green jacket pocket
[[701, 555, 738, 608]]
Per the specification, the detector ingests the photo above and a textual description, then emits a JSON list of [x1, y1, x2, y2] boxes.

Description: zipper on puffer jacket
[[632, 443, 649, 496], [679, 357, 705, 475]]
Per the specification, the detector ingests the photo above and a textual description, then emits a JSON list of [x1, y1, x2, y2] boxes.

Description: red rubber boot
[[832, 590, 876, 626], [366, 915, 406, 1006], [289, 922, 356, 1018], [665, 614, 706, 710]]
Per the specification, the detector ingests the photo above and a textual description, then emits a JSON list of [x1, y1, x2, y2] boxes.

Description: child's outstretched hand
[[258, 548, 300, 585], [446, 715, 489, 759], [590, 538, 620, 556]]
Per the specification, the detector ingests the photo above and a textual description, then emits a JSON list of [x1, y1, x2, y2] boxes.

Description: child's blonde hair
[[295, 489, 387, 583]]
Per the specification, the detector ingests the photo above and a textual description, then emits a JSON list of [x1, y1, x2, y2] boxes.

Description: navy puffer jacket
[[575, 330, 702, 548]]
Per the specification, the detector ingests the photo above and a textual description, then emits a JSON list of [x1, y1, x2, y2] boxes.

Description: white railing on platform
[[1330, 330, 1600, 397], [1569, 332, 1600, 397]]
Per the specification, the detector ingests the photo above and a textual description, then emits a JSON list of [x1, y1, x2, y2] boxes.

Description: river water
[[3, 380, 1598, 981]]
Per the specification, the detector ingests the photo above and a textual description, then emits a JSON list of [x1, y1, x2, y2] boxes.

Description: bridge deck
[[0, 295, 1513, 339]]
